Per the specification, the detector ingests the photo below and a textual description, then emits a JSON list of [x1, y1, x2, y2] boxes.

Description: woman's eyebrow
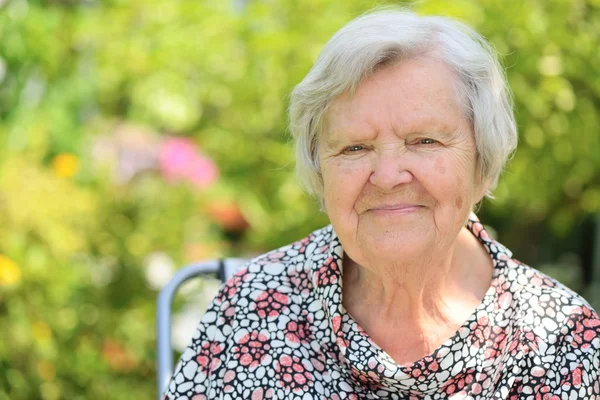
[[321, 131, 355, 148], [323, 124, 461, 148], [323, 137, 346, 149]]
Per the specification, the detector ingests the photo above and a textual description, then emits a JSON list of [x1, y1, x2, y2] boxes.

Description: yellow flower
[[0, 254, 21, 285], [37, 359, 56, 381], [51, 153, 79, 178], [32, 321, 52, 343]]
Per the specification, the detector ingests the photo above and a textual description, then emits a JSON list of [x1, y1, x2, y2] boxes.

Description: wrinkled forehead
[[321, 57, 472, 144]]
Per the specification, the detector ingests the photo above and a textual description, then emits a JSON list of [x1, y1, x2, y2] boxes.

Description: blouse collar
[[306, 213, 513, 395]]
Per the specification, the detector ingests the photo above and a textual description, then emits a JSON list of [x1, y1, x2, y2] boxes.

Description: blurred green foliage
[[0, 0, 599, 398]]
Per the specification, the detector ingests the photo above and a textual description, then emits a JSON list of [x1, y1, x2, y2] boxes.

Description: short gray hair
[[288, 9, 518, 206]]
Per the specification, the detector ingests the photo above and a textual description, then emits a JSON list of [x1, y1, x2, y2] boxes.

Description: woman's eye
[[344, 145, 364, 153], [418, 138, 437, 145]]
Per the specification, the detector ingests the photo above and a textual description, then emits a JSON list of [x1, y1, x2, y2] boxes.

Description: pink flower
[[216, 269, 248, 303], [232, 331, 271, 369], [253, 289, 289, 319], [196, 341, 223, 373], [158, 137, 218, 188], [275, 355, 313, 392], [284, 320, 312, 344], [314, 257, 340, 287]]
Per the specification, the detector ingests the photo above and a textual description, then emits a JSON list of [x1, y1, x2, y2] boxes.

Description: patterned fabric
[[163, 215, 600, 399]]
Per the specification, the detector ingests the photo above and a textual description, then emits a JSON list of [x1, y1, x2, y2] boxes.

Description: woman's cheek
[[434, 156, 447, 175], [418, 157, 468, 213], [331, 159, 370, 184], [324, 161, 369, 212], [455, 195, 464, 210]]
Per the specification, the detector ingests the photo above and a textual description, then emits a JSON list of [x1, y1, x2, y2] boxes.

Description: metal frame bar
[[156, 258, 247, 398], [156, 260, 221, 397]]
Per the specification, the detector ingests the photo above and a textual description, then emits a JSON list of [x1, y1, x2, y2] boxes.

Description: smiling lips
[[369, 204, 424, 214]]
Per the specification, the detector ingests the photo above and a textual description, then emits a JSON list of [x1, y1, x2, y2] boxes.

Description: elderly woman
[[164, 10, 600, 399]]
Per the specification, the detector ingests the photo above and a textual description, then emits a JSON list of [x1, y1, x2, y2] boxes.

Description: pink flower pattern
[[164, 214, 600, 399], [232, 330, 271, 369], [195, 341, 223, 374], [274, 354, 314, 393], [253, 288, 289, 319]]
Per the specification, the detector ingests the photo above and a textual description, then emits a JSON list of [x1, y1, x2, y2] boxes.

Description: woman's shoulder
[[208, 225, 334, 316], [500, 256, 593, 308], [490, 257, 600, 392], [247, 224, 334, 268], [221, 225, 334, 293], [497, 256, 600, 350], [163, 227, 335, 399]]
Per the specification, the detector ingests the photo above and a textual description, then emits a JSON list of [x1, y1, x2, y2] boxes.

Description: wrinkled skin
[[319, 57, 494, 363]]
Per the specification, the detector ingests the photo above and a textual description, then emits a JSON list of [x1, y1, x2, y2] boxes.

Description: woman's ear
[[474, 177, 493, 205]]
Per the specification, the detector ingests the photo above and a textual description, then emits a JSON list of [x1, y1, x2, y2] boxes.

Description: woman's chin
[[357, 232, 432, 259]]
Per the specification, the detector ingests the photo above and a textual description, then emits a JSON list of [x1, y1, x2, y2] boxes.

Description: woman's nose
[[368, 154, 413, 191]]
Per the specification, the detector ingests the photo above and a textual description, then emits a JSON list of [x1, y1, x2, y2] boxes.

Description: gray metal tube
[[156, 260, 220, 399]]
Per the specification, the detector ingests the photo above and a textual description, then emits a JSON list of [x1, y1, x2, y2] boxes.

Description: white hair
[[288, 9, 518, 207]]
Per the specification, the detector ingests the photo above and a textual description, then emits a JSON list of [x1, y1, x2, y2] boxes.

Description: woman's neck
[[341, 227, 494, 362]]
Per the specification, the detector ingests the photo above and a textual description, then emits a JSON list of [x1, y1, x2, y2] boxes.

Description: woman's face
[[319, 57, 488, 265]]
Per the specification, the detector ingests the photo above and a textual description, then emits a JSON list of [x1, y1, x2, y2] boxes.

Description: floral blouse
[[163, 215, 600, 399]]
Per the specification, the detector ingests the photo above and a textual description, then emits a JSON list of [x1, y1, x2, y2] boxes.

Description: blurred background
[[0, 0, 599, 398]]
